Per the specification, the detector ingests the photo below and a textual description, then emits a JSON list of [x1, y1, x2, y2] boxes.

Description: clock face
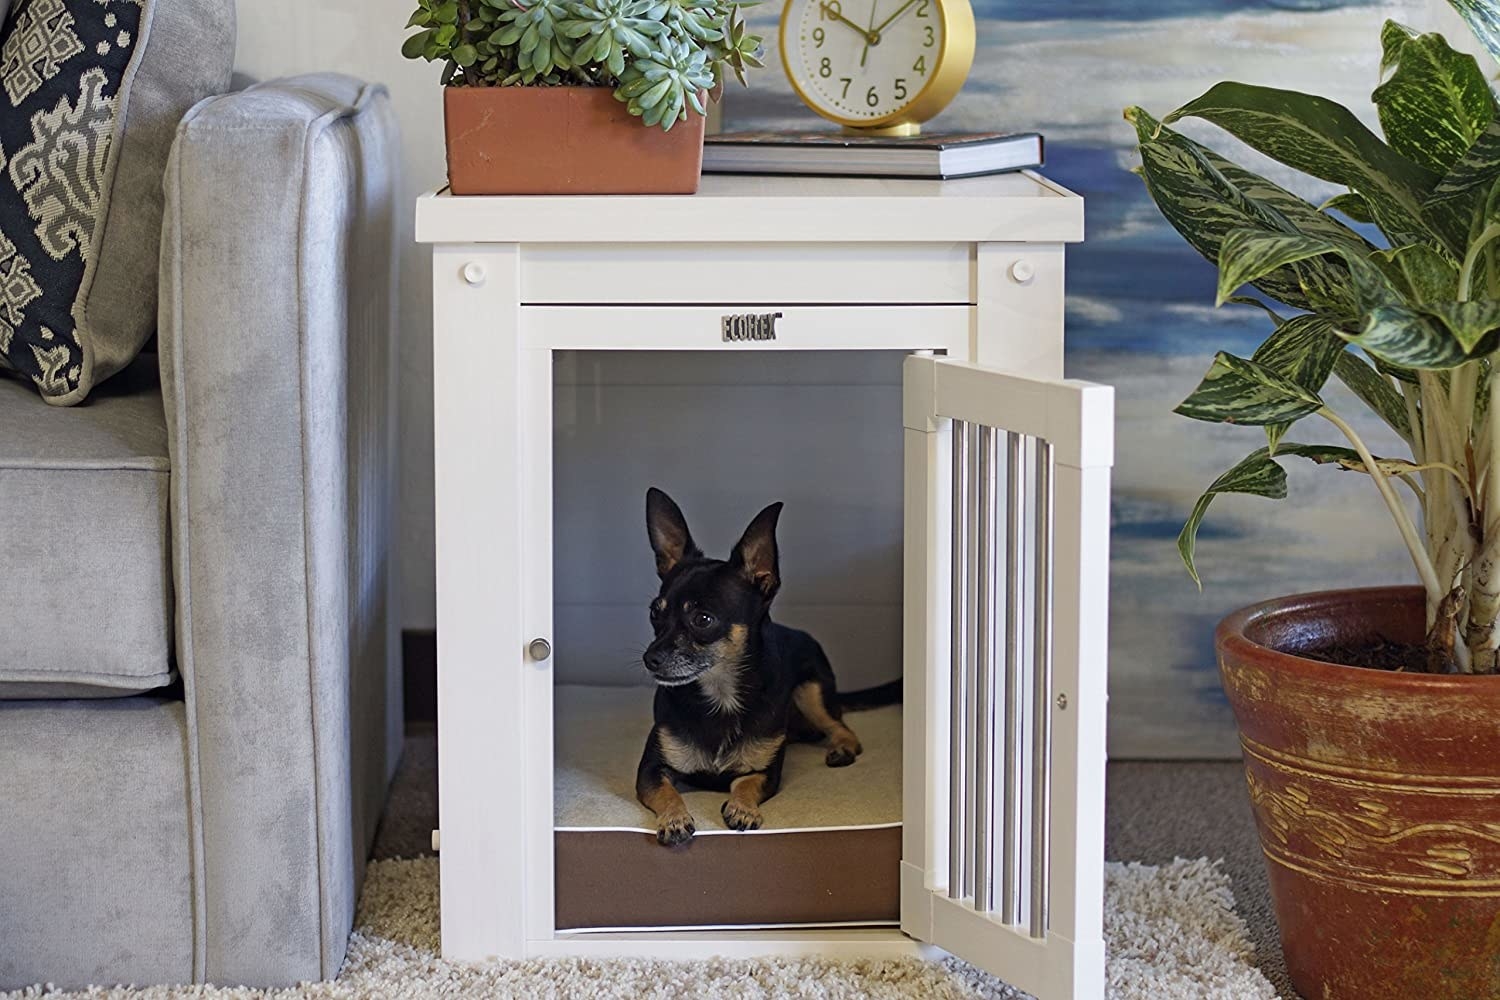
[[781, 0, 967, 127]]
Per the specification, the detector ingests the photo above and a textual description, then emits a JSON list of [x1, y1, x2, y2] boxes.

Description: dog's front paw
[[656, 810, 696, 846], [721, 799, 763, 831], [825, 746, 858, 767]]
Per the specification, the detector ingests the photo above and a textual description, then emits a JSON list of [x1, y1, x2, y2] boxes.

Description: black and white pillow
[[0, 0, 233, 405]]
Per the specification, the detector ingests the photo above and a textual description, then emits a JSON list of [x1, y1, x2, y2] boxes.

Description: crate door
[[900, 355, 1113, 1000]]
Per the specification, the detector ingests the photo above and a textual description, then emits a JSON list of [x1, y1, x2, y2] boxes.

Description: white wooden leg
[[434, 244, 526, 961]]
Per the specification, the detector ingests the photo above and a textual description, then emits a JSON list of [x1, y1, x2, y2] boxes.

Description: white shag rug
[[8, 856, 1273, 999]]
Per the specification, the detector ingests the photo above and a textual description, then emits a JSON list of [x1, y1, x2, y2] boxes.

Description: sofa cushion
[[0, 355, 172, 697], [0, 0, 234, 404]]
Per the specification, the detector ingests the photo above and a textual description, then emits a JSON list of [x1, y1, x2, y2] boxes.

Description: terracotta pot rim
[[1216, 584, 1500, 690]]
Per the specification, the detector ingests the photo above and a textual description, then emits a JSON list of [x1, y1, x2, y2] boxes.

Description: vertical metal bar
[[947, 420, 968, 899], [963, 423, 980, 901], [1029, 439, 1055, 938], [1001, 431, 1024, 925], [973, 426, 997, 913]]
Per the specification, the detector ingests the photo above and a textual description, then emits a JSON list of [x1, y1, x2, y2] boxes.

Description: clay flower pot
[[1218, 586, 1500, 999], [443, 85, 706, 196]]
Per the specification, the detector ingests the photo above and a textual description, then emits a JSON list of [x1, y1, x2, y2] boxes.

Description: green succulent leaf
[[1164, 81, 1443, 250], [1175, 351, 1325, 426], [1373, 24, 1496, 177], [402, 28, 435, 58], [1446, 0, 1500, 65], [1332, 351, 1413, 441]]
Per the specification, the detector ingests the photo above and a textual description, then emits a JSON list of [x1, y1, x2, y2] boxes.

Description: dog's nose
[[644, 649, 666, 671]]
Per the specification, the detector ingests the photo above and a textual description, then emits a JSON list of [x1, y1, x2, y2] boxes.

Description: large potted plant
[[1128, 4, 1500, 997], [402, 0, 763, 194]]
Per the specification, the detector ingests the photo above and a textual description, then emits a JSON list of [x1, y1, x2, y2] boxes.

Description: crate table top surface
[[415, 171, 1083, 246]]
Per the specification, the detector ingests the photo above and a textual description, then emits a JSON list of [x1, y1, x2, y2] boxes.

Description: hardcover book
[[702, 130, 1045, 179]]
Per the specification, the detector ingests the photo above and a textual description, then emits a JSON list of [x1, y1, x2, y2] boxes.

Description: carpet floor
[[7, 728, 1296, 999]]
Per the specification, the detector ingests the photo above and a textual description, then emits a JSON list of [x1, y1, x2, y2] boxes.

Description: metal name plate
[[721, 312, 782, 342]]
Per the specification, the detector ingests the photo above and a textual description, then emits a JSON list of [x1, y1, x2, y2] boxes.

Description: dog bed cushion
[[554, 683, 901, 930]]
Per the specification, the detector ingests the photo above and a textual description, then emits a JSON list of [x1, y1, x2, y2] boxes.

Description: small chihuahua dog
[[635, 487, 896, 846]]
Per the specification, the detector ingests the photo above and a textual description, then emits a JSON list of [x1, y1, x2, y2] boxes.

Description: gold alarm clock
[[779, 0, 975, 136]]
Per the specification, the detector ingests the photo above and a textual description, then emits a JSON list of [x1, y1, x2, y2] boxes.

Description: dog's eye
[[690, 611, 717, 631]]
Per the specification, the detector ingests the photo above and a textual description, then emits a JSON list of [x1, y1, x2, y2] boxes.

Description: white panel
[[974, 243, 1067, 376], [521, 347, 557, 942], [906, 357, 1115, 470], [523, 305, 971, 352], [522, 243, 972, 305], [903, 355, 1112, 1000], [552, 381, 903, 603], [433, 245, 526, 960], [416, 173, 1084, 246]]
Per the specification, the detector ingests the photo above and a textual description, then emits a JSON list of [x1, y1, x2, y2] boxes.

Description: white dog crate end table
[[417, 173, 1113, 1000]]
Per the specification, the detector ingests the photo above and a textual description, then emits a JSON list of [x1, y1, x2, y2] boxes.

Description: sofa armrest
[[158, 74, 402, 986]]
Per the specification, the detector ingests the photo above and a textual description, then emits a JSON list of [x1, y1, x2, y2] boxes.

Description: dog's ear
[[646, 488, 701, 578], [731, 502, 783, 599]]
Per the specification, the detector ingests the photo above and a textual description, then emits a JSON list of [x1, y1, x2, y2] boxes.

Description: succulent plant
[[401, 0, 763, 130]]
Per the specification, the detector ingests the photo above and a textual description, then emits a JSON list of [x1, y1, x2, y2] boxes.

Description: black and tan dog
[[635, 487, 898, 846]]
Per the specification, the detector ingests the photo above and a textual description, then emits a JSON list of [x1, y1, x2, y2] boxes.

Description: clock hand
[[870, 0, 918, 39], [860, 0, 877, 66], [817, 1, 874, 41]]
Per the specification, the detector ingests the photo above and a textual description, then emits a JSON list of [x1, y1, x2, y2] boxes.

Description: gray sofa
[[0, 74, 402, 990]]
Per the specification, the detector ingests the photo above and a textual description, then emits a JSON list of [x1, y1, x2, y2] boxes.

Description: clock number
[[894, 77, 907, 100], [866, 85, 879, 107], [913, 55, 926, 75], [820, 57, 832, 77], [819, 0, 842, 20], [916, 0, 929, 15], [812, 26, 825, 47], [923, 24, 934, 46], [839, 77, 852, 99]]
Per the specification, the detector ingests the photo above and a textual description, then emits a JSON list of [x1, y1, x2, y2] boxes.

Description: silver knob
[[528, 637, 553, 662]]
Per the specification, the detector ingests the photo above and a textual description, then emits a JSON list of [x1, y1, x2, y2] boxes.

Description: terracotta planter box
[[443, 86, 705, 196], [1218, 586, 1500, 1000]]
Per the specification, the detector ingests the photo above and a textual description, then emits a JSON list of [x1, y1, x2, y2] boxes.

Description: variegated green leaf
[[1178, 448, 1287, 587], [1373, 25, 1496, 176], [1376, 244, 1460, 304], [1178, 442, 1359, 586], [1216, 230, 1348, 306], [1252, 315, 1346, 452], [1323, 192, 1375, 224], [1422, 115, 1500, 249], [1175, 351, 1324, 426], [1446, 0, 1500, 65], [1333, 350, 1414, 441], [1226, 295, 1286, 324], [1418, 300, 1500, 352], [1380, 19, 1418, 73], [1345, 304, 1473, 369], [1215, 228, 1400, 318], [1164, 82, 1441, 249], [1126, 106, 1353, 315], [1199, 148, 1375, 256]]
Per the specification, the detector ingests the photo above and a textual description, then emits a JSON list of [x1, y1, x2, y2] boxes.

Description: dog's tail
[[838, 679, 903, 712]]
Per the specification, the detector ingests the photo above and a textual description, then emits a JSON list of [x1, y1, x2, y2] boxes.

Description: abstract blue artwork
[[724, 0, 1422, 756]]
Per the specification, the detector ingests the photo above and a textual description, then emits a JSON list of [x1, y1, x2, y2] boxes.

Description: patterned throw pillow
[[0, 0, 233, 405]]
